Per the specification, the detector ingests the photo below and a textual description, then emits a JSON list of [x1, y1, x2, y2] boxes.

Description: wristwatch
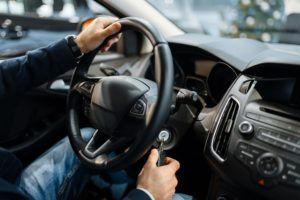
[[65, 35, 84, 60]]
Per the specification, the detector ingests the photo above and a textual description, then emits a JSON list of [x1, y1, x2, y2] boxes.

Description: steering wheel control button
[[238, 121, 254, 137], [257, 153, 283, 177], [77, 81, 95, 98], [130, 99, 146, 116]]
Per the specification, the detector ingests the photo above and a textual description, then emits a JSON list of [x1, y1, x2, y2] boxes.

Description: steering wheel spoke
[[83, 130, 130, 159], [74, 81, 95, 99]]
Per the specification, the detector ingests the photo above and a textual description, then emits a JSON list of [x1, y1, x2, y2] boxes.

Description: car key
[[157, 130, 170, 166], [157, 139, 166, 166]]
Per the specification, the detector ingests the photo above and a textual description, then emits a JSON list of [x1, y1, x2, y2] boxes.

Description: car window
[[0, 0, 115, 58], [0, 0, 93, 20]]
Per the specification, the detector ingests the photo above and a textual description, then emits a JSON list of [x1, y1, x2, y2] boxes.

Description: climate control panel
[[235, 142, 300, 188]]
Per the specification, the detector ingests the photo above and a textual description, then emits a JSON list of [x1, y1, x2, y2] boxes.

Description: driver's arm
[[0, 16, 121, 99], [124, 149, 180, 200]]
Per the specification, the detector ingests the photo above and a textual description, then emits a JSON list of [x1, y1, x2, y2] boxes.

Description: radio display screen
[[255, 78, 297, 107]]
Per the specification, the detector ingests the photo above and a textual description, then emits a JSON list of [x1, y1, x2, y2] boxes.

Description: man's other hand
[[75, 16, 121, 54], [137, 149, 180, 200]]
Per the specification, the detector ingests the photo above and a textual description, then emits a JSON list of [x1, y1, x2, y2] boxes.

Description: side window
[[0, 0, 94, 19]]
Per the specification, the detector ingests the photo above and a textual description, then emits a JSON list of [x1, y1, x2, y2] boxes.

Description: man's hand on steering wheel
[[75, 16, 121, 54]]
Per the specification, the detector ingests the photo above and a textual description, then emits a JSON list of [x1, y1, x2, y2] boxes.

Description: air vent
[[212, 97, 239, 161]]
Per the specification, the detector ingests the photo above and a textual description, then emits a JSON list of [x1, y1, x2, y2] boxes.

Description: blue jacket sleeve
[[123, 189, 152, 200], [0, 39, 77, 99]]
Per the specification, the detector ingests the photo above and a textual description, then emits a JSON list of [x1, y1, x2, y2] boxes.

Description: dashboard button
[[236, 143, 265, 169], [247, 159, 255, 167], [249, 148, 262, 157], [254, 176, 277, 188], [238, 143, 248, 151], [239, 121, 254, 137], [286, 163, 297, 171], [287, 170, 300, 179], [257, 153, 283, 177]]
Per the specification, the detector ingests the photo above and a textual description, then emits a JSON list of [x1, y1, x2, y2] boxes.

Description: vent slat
[[213, 98, 239, 160]]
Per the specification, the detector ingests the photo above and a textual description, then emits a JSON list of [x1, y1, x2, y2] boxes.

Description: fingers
[[144, 149, 180, 171], [94, 16, 119, 28], [101, 22, 121, 38], [76, 16, 121, 53], [100, 22, 121, 52], [163, 157, 180, 172], [100, 35, 121, 52], [145, 149, 159, 167]]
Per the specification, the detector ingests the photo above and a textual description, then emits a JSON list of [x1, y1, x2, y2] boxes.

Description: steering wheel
[[67, 17, 174, 171]]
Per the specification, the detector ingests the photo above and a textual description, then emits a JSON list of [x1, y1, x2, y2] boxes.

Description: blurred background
[[147, 0, 300, 44], [0, 0, 300, 56]]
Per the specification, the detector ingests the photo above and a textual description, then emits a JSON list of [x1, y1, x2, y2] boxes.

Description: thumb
[[101, 22, 121, 38], [145, 149, 159, 167]]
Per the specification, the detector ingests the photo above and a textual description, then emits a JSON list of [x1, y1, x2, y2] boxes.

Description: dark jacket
[[0, 39, 151, 200]]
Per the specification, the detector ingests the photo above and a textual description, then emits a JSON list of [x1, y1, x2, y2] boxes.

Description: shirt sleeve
[[123, 188, 153, 200], [0, 38, 77, 99], [136, 187, 155, 200]]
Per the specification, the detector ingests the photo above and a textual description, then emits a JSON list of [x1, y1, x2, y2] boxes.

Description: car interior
[[1, 0, 300, 200]]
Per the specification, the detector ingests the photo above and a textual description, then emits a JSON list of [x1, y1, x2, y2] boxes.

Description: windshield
[[147, 0, 300, 44]]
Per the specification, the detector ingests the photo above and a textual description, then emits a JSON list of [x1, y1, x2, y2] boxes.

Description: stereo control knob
[[239, 121, 254, 137], [256, 153, 283, 177]]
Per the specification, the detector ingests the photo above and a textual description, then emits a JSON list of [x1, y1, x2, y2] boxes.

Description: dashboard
[[175, 57, 237, 107], [205, 73, 300, 200], [85, 32, 300, 200], [165, 34, 300, 200], [145, 50, 238, 108]]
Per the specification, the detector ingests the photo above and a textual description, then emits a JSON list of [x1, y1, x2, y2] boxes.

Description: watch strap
[[65, 35, 84, 60]]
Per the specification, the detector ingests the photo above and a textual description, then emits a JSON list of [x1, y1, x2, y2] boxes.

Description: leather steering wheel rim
[[67, 17, 174, 171]]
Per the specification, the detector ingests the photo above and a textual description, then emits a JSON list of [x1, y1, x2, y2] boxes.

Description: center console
[[205, 75, 300, 200]]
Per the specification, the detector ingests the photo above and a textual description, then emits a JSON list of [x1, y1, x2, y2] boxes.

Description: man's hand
[[137, 149, 180, 200], [75, 16, 121, 54]]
